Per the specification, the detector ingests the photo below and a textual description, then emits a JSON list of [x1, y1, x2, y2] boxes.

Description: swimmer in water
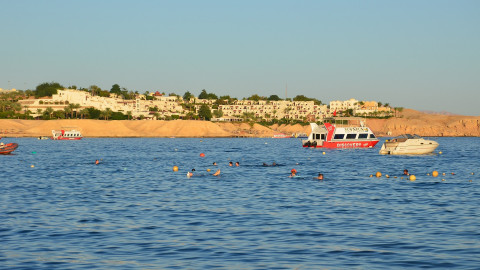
[[316, 173, 324, 180], [229, 161, 233, 167], [95, 159, 99, 165], [289, 169, 297, 178], [403, 169, 409, 175], [235, 162, 239, 167], [213, 162, 217, 166]]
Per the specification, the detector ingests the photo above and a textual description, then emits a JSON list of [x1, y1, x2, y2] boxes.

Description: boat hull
[[0, 143, 18, 154], [51, 137, 82, 140], [303, 140, 379, 148], [379, 142, 438, 155]]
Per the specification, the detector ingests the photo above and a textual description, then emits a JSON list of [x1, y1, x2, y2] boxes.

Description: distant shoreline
[[1, 109, 479, 138]]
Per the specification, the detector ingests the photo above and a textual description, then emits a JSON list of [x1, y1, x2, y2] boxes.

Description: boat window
[[369, 134, 376, 139], [346, 134, 357, 139], [358, 133, 368, 139], [321, 134, 325, 140], [315, 134, 321, 139], [334, 134, 345, 140]]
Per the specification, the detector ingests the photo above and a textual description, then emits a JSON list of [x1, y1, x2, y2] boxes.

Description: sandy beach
[[1, 109, 479, 138]]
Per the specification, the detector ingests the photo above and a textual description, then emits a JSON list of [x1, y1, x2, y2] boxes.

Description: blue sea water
[[0, 137, 479, 269]]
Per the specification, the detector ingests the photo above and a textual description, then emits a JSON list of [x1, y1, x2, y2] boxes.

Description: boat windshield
[[397, 134, 422, 139]]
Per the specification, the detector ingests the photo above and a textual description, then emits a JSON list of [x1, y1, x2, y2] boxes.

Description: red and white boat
[[51, 129, 83, 140], [302, 118, 379, 148], [273, 133, 292, 139]]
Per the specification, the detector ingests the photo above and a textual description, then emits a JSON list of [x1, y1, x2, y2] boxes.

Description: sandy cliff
[[1, 109, 479, 138]]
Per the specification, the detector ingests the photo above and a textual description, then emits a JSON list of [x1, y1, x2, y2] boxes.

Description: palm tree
[[44, 107, 54, 119], [36, 108, 43, 119], [100, 108, 113, 120], [80, 108, 90, 119], [68, 103, 81, 118], [64, 106, 72, 119]]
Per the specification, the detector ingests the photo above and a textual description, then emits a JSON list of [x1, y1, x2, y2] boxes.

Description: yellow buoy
[[442, 172, 446, 176], [207, 168, 211, 172], [409, 175, 416, 181], [173, 166, 179, 172], [439, 151, 442, 154], [375, 172, 382, 178], [386, 174, 390, 178], [394, 176, 398, 178], [369, 174, 373, 177], [442, 179, 446, 181], [432, 171, 439, 177], [31, 165, 35, 168], [322, 152, 326, 155]]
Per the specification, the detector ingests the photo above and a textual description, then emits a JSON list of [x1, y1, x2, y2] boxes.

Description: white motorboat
[[379, 134, 438, 155]]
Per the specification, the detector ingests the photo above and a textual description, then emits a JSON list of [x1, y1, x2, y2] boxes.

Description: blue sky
[[1, 0, 479, 115]]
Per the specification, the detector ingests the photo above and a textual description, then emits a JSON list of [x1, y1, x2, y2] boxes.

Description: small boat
[[38, 136, 49, 140], [379, 134, 438, 155], [302, 117, 379, 148], [51, 129, 83, 140], [273, 133, 292, 139], [0, 143, 18, 154], [294, 133, 308, 139]]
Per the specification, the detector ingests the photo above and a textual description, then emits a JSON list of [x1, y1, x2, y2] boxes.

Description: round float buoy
[[432, 171, 439, 177], [369, 174, 373, 177], [386, 174, 390, 178], [207, 168, 211, 172], [442, 172, 446, 176], [439, 151, 442, 154], [471, 172, 475, 175], [409, 175, 416, 181], [322, 152, 326, 155], [394, 176, 398, 178], [442, 179, 446, 181], [469, 180, 473, 182], [173, 166, 179, 172], [200, 153, 205, 157], [375, 172, 382, 178], [31, 165, 35, 168]]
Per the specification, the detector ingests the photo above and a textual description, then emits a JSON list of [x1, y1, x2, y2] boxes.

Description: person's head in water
[[403, 169, 409, 175], [317, 173, 324, 180], [95, 159, 99, 165], [289, 169, 297, 177], [272, 162, 277, 166], [235, 162, 239, 167], [213, 162, 217, 166], [229, 161, 233, 166]]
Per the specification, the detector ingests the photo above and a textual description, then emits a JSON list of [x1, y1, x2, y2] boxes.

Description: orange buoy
[[409, 175, 416, 181], [375, 172, 382, 178], [173, 166, 179, 172], [200, 153, 205, 157], [432, 171, 439, 177]]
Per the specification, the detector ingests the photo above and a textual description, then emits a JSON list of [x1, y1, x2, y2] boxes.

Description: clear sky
[[1, 0, 479, 115]]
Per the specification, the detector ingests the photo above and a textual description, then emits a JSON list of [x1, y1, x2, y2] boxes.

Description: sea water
[[0, 137, 479, 269]]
